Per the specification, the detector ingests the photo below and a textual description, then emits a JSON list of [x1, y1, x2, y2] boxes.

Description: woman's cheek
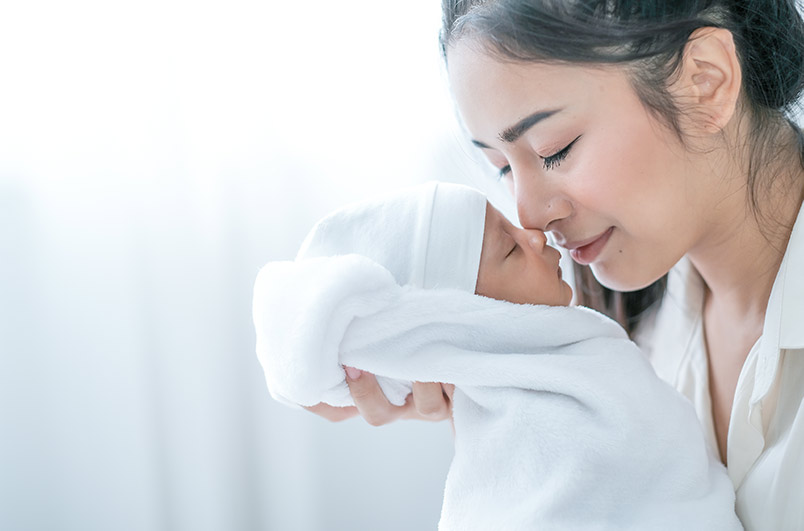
[[503, 177, 515, 196], [568, 149, 619, 210]]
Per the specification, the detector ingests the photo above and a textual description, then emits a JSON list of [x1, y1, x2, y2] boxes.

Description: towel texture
[[253, 254, 742, 530]]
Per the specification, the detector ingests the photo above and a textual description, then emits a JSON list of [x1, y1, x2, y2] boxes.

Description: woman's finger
[[345, 367, 411, 426], [442, 383, 456, 403], [411, 381, 451, 420], [303, 402, 359, 423], [441, 383, 456, 436]]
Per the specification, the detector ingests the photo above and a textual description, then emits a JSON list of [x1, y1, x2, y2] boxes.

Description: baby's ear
[[669, 27, 742, 134]]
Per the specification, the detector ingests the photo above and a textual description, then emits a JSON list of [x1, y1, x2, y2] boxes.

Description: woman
[[307, 1, 804, 528]]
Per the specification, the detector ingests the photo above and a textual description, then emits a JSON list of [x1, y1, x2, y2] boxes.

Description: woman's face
[[447, 40, 715, 291]]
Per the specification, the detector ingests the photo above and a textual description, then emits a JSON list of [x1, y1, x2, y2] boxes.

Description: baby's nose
[[521, 228, 547, 251]]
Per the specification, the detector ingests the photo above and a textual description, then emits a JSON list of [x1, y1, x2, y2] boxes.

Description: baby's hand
[[304, 368, 454, 425]]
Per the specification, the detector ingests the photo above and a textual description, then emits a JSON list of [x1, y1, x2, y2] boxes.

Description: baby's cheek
[[473, 272, 496, 299]]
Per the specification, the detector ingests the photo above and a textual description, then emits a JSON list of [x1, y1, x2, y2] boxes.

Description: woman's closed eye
[[496, 134, 582, 180], [542, 134, 582, 171]]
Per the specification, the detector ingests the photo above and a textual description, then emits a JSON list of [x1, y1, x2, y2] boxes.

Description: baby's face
[[475, 203, 573, 306]]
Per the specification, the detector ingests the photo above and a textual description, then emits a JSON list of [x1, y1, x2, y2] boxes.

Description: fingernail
[[344, 366, 362, 380]]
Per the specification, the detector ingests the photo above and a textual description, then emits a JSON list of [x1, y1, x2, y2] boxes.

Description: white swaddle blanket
[[253, 182, 742, 530]]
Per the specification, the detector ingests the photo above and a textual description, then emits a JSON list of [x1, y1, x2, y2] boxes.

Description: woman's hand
[[303, 367, 455, 426]]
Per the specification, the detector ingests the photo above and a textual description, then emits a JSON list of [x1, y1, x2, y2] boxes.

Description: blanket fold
[[253, 253, 742, 530]]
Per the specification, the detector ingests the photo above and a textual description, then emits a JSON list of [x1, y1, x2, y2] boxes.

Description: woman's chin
[[590, 263, 664, 293]]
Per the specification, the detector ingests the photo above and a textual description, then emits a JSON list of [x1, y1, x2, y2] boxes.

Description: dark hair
[[441, 0, 804, 334]]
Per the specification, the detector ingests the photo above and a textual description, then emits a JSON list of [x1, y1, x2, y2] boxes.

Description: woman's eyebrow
[[470, 109, 562, 148]]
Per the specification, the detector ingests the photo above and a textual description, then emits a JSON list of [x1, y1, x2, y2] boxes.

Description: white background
[[0, 1, 515, 530]]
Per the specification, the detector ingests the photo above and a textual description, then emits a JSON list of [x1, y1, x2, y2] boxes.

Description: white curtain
[[0, 2, 509, 530]]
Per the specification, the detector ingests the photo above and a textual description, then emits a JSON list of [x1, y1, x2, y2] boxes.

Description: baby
[[253, 182, 741, 531], [475, 196, 572, 307]]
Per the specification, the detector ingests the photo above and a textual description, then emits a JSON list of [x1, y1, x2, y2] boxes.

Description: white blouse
[[636, 204, 804, 530]]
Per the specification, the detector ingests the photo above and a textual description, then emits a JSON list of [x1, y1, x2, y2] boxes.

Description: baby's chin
[[561, 283, 574, 306], [531, 282, 573, 307], [493, 286, 574, 307]]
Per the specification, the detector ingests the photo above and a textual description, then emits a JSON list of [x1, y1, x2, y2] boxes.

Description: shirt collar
[[749, 201, 804, 406], [778, 201, 804, 349], [665, 255, 705, 318]]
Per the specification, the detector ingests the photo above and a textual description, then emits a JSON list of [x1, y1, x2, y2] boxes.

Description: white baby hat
[[297, 181, 487, 292]]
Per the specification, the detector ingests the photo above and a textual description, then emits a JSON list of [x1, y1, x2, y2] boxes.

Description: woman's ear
[[670, 27, 742, 134]]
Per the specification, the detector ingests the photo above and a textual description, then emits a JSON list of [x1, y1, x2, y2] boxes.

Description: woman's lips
[[567, 227, 614, 266]]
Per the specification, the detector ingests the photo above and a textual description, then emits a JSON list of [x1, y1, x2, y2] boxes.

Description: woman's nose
[[512, 167, 571, 231]]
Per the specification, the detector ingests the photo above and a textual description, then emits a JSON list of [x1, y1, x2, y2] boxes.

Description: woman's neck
[[688, 126, 803, 319]]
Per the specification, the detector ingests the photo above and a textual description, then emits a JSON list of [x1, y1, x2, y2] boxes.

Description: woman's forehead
[[447, 42, 623, 136]]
